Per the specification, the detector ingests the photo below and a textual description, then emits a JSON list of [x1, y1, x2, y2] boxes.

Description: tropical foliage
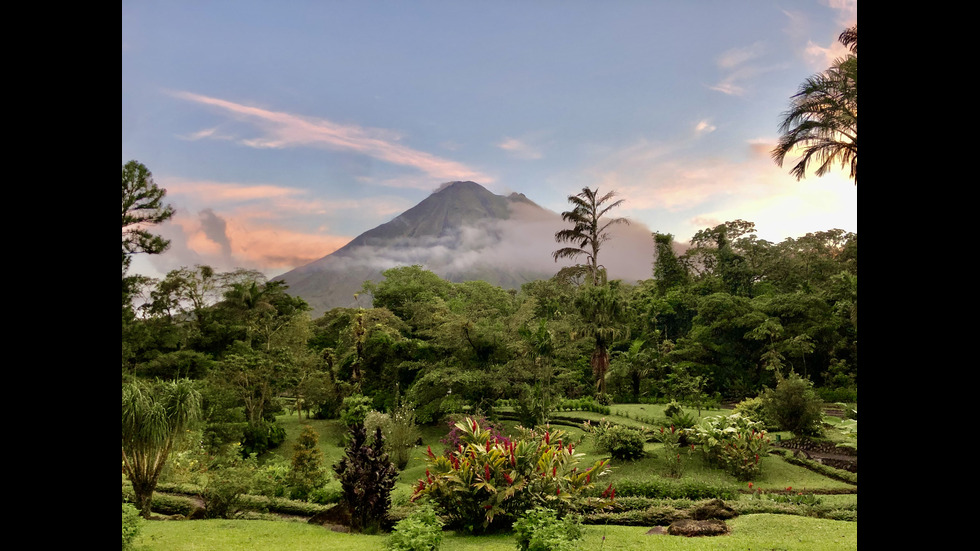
[[412, 418, 612, 533], [772, 26, 857, 185]]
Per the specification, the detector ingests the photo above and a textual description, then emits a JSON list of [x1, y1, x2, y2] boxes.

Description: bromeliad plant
[[412, 417, 613, 533]]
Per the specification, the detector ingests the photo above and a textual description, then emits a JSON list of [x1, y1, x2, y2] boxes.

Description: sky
[[122, 0, 857, 283]]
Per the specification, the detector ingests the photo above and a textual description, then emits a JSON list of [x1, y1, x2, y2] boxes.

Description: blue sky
[[122, 0, 857, 281]]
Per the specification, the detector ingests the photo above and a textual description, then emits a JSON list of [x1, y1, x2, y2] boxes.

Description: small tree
[[290, 425, 326, 500], [122, 379, 202, 518], [761, 372, 824, 437], [334, 423, 399, 533]]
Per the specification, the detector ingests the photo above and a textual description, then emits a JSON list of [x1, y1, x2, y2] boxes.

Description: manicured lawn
[[140, 406, 855, 550], [134, 514, 856, 550]]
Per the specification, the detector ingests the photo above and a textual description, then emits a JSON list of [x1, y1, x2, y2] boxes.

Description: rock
[[691, 499, 736, 520], [666, 519, 730, 537]]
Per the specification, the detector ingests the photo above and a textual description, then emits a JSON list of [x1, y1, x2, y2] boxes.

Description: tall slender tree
[[772, 26, 857, 185], [553, 187, 630, 286], [122, 160, 175, 275]]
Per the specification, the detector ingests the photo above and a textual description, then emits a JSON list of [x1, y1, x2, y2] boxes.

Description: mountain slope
[[275, 181, 656, 318]]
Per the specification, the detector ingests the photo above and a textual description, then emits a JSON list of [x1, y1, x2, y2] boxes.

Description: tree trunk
[[132, 478, 157, 519], [592, 346, 609, 396]]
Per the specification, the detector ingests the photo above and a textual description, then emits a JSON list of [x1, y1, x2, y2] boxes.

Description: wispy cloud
[[695, 120, 717, 134], [170, 91, 494, 184], [498, 136, 543, 160], [710, 41, 771, 96]]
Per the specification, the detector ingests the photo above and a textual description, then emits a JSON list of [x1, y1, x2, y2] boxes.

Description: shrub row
[[775, 450, 858, 485], [594, 477, 739, 500], [121, 486, 197, 517]]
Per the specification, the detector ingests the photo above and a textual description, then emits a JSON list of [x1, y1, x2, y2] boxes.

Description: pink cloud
[[170, 91, 493, 184]]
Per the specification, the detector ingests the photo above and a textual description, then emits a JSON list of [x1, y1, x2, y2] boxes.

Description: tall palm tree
[[574, 282, 628, 396], [122, 379, 202, 518], [553, 187, 630, 285], [772, 25, 857, 185]]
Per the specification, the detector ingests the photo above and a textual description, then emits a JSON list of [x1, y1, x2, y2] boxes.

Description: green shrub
[[341, 394, 373, 429], [612, 477, 739, 500], [367, 405, 422, 470], [240, 419, 286, 457], [513, 507, 584, 551], [762, 372, 825, 437], [584, 420, 646, 461], [199, 448, 257, 518], [122, 502, 144, 550], [308, 482, 343, 505], [386, 500, 445, 551], [289, 425, 327, 500], [663, 401, 683, 418], [732, 396, 776, 430], [816, 386, 857, 403], [414, 418, 612, 533], [252, 458, 291, 499]]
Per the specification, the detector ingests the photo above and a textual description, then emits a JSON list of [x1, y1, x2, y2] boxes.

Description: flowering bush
[[413, 418, 612, 533], [439, 414, 509, 454], [689, 413, 771, 481]]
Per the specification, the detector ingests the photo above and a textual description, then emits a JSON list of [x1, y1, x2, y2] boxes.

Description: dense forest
[[123, 164, 857, 463]]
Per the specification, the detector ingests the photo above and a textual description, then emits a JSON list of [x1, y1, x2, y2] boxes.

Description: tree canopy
[[122, 160, 175, 273]]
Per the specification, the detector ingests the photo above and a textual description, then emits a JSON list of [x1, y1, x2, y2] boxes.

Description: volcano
[[274, 181, 655, 317]]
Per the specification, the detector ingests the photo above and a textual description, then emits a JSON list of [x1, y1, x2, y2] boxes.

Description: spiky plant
[[121, 379, 202, 518]]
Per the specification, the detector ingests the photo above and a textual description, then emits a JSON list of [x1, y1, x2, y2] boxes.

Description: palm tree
[[122, 379, 202, 518], [574, 282, 628, 396], [772, 25, 857, 185], [553, 187, 630, 285]]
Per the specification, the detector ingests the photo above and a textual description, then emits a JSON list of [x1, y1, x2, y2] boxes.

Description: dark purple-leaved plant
[[333, 423, 399, 532]]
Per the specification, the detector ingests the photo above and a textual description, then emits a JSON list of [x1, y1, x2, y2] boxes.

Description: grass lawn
[[133, 514, 856, 551], [138, 406, 855, 549], [266, 406, 856, 499]]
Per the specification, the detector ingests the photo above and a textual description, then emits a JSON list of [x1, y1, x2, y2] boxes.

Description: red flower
[[485, 464, 491, 480], [748, 482, 753, 489], [545, 431, 550, 445], [553, 466, 557, 477], [504, 472, 513, 485], [427, 445, 434, 458], [786, 486, 792, 492], [557, 487, 561, 495]]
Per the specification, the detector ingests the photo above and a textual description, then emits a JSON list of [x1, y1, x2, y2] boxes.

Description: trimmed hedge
[[607, 477, 740, 500], [776, 450, 858, 485]]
